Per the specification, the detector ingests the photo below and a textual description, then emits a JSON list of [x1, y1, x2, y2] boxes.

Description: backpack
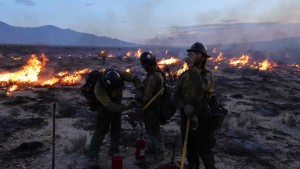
[[157, 71, 177, 124], [158, 85, 177, 124], [207, 96, 228, 131], [80, 70, 102, 111]]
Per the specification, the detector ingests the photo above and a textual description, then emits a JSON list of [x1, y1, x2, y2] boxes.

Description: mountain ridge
[[0, 21, 138, 47]]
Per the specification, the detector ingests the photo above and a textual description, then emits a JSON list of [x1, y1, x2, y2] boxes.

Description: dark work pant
[[181, 113, 216, 169], [87, 106, 121, 158], [144, 109, 165, 157]]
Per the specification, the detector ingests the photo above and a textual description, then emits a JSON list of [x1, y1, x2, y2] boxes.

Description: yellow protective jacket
[[173, 66, 214, 117], [94, 71, 142, 112], [142, 69, 164, 107]]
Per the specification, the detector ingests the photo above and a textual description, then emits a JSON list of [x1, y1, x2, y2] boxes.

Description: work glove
[[183, 104, 194, 118]]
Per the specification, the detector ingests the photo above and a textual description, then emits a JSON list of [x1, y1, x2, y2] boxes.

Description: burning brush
[[0, 53, 90, 96]]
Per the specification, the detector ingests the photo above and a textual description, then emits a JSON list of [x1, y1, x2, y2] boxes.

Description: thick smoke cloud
[[146, 22, 300, 46]]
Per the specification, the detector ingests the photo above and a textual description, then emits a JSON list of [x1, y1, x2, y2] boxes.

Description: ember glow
[[108, 53, 113, 58], [289, 64, 300, 69], [11, 56, 22, 61], [126, 51, 132, 57]]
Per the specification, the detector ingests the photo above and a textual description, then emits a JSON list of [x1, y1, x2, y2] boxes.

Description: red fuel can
[[111, 156, 124, 169]]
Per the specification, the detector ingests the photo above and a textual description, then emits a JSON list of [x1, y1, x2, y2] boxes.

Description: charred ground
[[0, 45, 299, 169]]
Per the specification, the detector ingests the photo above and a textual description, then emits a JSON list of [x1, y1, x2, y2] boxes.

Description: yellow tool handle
[[142, 87, 164, 111], [180, 119, 190, 169]]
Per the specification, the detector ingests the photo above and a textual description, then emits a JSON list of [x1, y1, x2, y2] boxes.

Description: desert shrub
[[64, 134, 87, 154], [55, 91, 82, 118]]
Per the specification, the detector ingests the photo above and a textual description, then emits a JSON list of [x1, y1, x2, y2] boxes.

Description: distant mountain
[[0, 21, 138, 47]]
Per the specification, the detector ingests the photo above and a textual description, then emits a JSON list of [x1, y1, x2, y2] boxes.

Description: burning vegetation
[[0, 54, 90, 96], [0, 47, 299, 96]]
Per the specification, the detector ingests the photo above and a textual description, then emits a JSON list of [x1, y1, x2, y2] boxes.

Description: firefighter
[[87, 69, 142, 163], [137, 51, 166, 162], [173, 42, 216, 169]]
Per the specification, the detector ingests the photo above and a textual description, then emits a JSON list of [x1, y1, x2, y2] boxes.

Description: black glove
[[183, 104, 194, 118]]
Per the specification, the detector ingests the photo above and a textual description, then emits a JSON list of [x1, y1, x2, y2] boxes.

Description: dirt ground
[[0, 46, 300, 169]]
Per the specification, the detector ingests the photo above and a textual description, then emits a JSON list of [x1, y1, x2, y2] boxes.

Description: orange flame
[[0, 54, 90, 93], [176, 62, 188, 76], [135, 48, 142, 58], [158, 57, 180, 65], [0, 54, 48, 83], [8, 84, 18, 92], [58, 71, 69, 77], [213, 52, 225, 63], [229, 55, 250, 68], [41, 77, 59, 86], [57, 68, 91, 85], [256, 59, 278, 70]]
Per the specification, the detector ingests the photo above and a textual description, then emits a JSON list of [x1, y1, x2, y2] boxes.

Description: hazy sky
[[1, 0, 300, 45]]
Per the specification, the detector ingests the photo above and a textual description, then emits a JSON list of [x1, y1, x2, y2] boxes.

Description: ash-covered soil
[[0, 46, 300, 169]]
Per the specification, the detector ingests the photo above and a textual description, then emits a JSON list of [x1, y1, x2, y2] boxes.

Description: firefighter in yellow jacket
[[87, 69, 142, 161], [173, 42, 216, 169], [138, 51, 166, 162]]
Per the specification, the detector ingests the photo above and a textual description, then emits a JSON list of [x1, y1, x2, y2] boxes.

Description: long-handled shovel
[[52, 103, 56, 169], [180, 119, 190, 169]]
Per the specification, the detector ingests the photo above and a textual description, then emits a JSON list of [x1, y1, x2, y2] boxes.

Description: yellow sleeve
[[143, 72, 163, 105], [94, 81, 125, 112], [120, 71, 143, 89]]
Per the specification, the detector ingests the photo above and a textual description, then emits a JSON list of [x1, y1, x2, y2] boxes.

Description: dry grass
[[64, 134, 87, 154]]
